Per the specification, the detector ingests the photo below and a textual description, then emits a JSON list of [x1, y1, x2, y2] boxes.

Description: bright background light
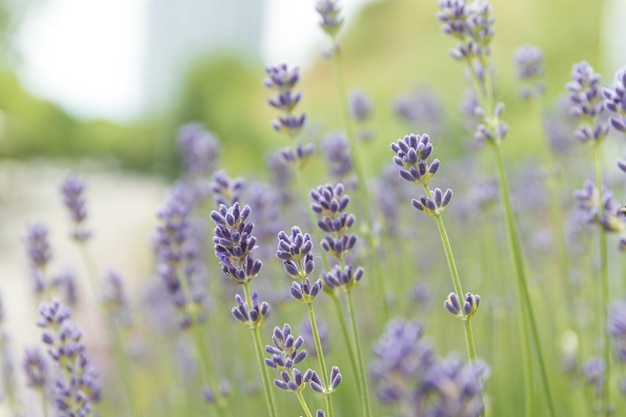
[[16, 0, 370, 122]]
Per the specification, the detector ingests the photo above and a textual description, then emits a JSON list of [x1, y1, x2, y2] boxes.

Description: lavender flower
[[280, 142, 315, 169], [394, 89, 445, 137], [211, 203, 263, 285], [322, 133, 353, 181], [231, 292, 270, 329], [566, 61, 608, 143], [444, 292, 481, 319], [411, 188, 453, 216], [513, 44, 545, 99], [211, 170, 244, 207], [53, 269, 78, 306], [349, 90, 373, 122], [24, 222, 52, 294], [603, 67, 626, 133], [265, 63, 306, 138], [177, 123, 220, 178], [264, 324, 308, 371], [22, 347, 47, 388], [154, 185, 206, 328], [474, 103, 508, 144], [437, 0, 495, 60], [574, 180, 625, 235], [369, 319, 433, 404], [391, 133, 439, 186], [610, 301, 626, 363], [102, 270, 131, 327], [38, 301, 101, 416], [418, 355, 489, 417], [315, 0, 343, 38], [59, 173, 91, 242]]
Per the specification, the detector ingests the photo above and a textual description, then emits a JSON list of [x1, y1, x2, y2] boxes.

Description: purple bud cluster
[[177, 123, 220, 178], [102, 270, 131, 327], [391, 133, 439, 186], [231, 292, 270, 329], [315, 0, 343, 38], [609, 301, 626, 364], [394, 89, 445, 138], [370, 319, 488, 416], [211, 203, 263, 285], [276, 227, 323, 303], [265, 324, 341, 394], [603, 67, 626, 133], [349, 90, 375, 141], [574, 180, 625, 240], [24, 222, 52, 295], [412, 188, 453, 216], [566, 61, 608, 143], [444, 292, 481, 319], [211, 170, 244, 208], [154, 185, 206, 328], [322, 133, 354, 181], [22, 347, 47, 389], [474, 103, 508, 144], [38, 301, 101, 417], [265, 64, 306, 138], [513, 45, 546, 99], [280, 142, 315, 169], [437, 0, 494, 61], [60, 173, 91, 242]]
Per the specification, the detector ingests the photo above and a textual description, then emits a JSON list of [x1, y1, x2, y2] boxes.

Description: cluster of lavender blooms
[[566, 62, 608, 143], [154, 185, 208, 329], [349, 90, 375, 141], [38, 301, 101, 417], [322, 133, 354, 185], [393, 88, 445, 138], [60, 173, 92, 242], [265, 64, 314, 168], [513, 45, 546, 100], [370, 319, 488, 416], [24, 222, 52, 295]]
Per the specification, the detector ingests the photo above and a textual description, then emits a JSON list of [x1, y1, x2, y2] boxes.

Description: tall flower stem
[[40, 388, 48, 417], [330, 49, 389, 321], [493, 143, 556, 417], [423, 185, 485, 414], [306, 302, 334, 417], [330, 294, 359, 380], [344, 288, 373, 417], [295, 392, 314, 417], [242, 282, 279, 417], [592, 144, 611, 415]]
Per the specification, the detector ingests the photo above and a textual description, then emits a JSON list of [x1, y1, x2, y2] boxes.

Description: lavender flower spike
[[513, 44, 546, 99], [316, 0, 343, 38], [391, 133, 439, 185], [177, 123, 220, 178], [60, 173, 91, 242], [603, 67, 626, 133], [566, 61, 608, 143], [38, 301, 101, 416]]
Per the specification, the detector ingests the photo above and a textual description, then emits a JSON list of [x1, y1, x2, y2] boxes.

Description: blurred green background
[[0, 0, 613, 178]]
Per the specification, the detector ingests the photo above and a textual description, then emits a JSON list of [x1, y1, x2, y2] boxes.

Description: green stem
[[306, 303, 334, 417], [330, 48, 389, 321], [423, 186, 485, 414], [40, 387, 48, 417], [593, 144, 611, 416], [331, 294, 359, 379], [493, 144, 556, 417], [295, 392, 314, 417], [345, 290, 373, 417], [243, 283, 279, 417]]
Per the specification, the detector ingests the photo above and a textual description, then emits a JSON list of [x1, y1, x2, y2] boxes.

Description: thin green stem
[[330, 294, 359, 378], [493, 144, 556, 417], [345, 289, 373, 417], [423, 186, 485, 414], [306, 302, 334, 417], [593, 144, 611, 416], [330, 48, 388, 321], [40, 387, 48, 417], [243, 283, 279, 417], [295, 392, 314, 417]]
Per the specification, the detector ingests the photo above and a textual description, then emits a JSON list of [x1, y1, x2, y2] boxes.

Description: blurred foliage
[[0, 0, 608, 177]]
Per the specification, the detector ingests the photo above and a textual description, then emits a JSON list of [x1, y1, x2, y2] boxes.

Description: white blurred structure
[[142, 0, 266, 114]]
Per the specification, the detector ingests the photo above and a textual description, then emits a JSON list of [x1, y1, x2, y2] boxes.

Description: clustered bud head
[[391, 133, 439, 185], [603, 67, 626, 133], [566, 61, 608, 144], [412, 188, 454, 216], [231, 292, 270, 329], [513, 44, 546, 99], [444, 292, 481, 320]]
